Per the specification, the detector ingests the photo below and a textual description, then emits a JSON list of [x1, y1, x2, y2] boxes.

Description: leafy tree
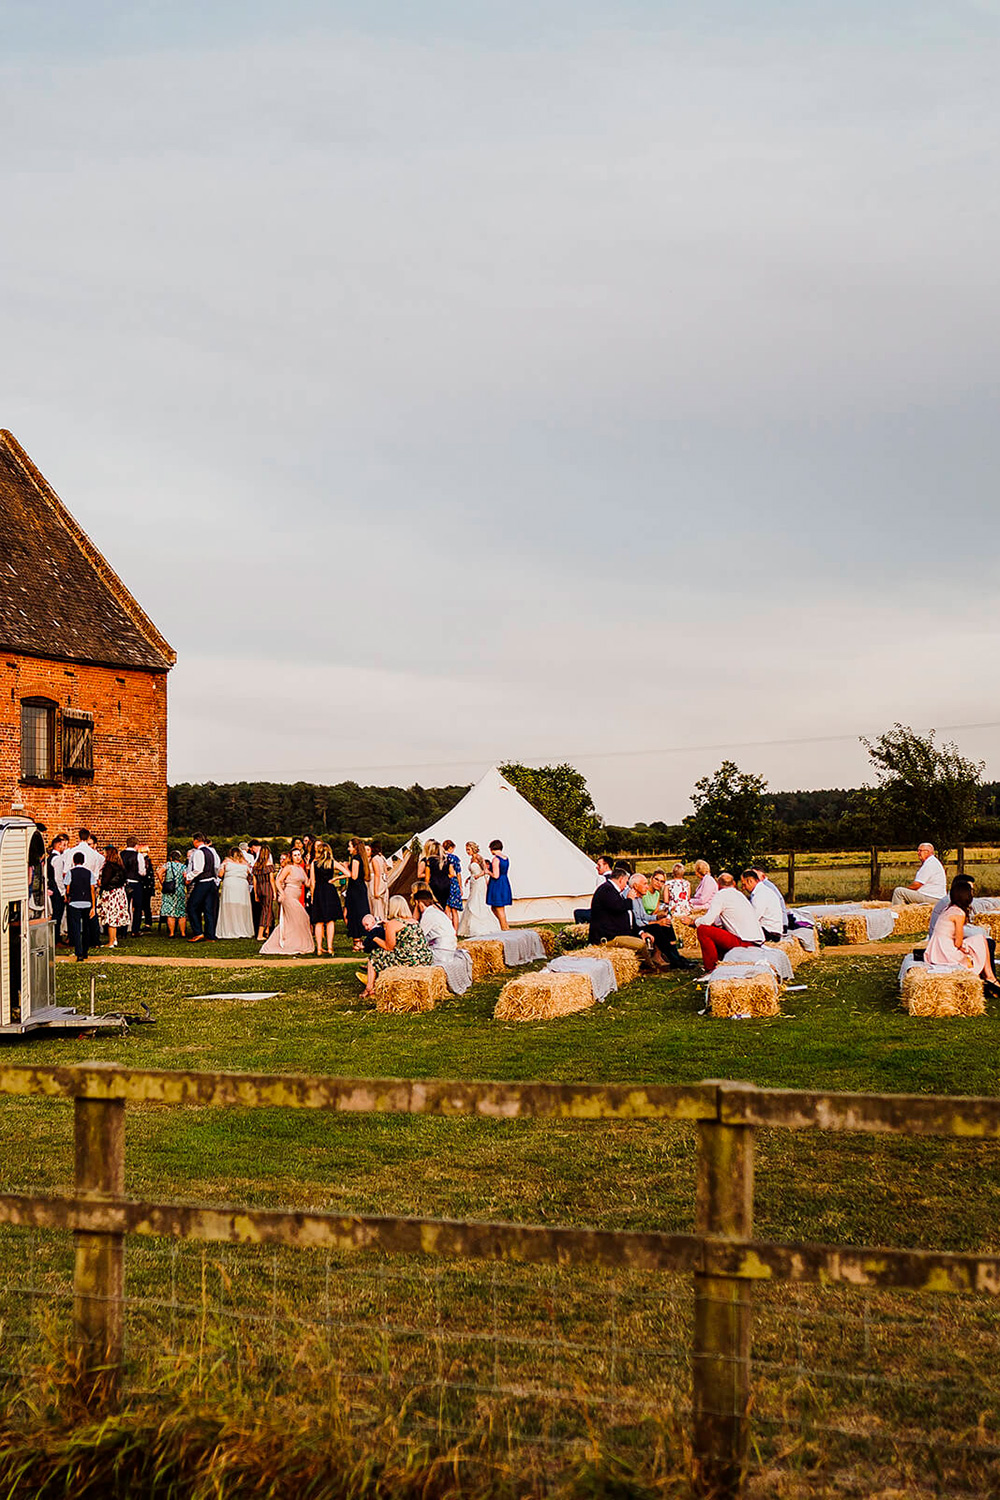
[[854, 724, 984, 854], [498, 762, 604, 853], [680, 760, 772, 873]]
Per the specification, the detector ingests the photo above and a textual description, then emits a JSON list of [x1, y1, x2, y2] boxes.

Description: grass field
[[634, 850, 1000, 902], [2, 949, 998, 1496]]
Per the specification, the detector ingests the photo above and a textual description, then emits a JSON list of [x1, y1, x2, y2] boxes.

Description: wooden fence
[[0, 1062, 999, 1496]]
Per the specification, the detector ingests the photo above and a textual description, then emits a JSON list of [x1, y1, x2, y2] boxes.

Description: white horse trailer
[[0, 818, 125, 1038]]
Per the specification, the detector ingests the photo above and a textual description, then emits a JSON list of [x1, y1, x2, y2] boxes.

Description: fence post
[[957, 844, 965, 876], [73, 1082, 125, 1406], [786, 850, 795, 904], [692, 1084, 754, 1498], [869, 846, 881, 899]]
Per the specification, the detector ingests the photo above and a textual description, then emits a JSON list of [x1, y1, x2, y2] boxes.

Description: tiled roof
[[0, 431, 175, 672]]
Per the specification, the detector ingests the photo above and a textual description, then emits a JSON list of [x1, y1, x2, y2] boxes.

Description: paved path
[[815, 939, 913, 958]]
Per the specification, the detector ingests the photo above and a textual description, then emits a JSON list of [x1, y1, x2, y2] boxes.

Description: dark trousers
[[141, 883, 153, 926], [188, 880, 218, 938], [574, 907, 592, 924], [251, 893, 262, 933], [644, 923, 687, 967], [763, 930, 782, 944], [50, 888, 65, 938], [126, 880, 143, 936], [68, 905, 91, 961]]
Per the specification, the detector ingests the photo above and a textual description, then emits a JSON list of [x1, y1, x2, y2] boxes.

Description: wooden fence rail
[[0, 1063, 998, 1496]]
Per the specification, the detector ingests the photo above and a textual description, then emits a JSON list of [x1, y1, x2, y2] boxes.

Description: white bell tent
[[402, 766, 597, 923]]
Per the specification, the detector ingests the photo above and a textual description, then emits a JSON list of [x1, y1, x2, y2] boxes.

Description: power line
[[293, 719, 1000, 780]]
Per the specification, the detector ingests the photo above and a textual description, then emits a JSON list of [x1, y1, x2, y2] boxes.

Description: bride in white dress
[[458, 841, 501, 937], [215, 849, 255, 939]]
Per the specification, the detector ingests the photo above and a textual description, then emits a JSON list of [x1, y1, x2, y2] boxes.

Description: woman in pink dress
[[689, 860, 718, 914], [924, 880, 1000, 997], [259, 848, 315, 955]]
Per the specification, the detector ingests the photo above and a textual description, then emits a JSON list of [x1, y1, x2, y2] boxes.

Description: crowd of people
[[44, 828, 516, 962]]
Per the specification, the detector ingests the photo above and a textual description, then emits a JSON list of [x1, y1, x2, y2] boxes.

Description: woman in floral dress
[[442, 840, 463, 931], [360, 897, 433, 996], [158, 849, 188, 937]]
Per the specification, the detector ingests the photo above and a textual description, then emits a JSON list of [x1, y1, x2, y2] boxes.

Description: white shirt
[[420, 905, 457, 953], [750, 882, 784, 936], [65, 841, 104, 888], [914, 855, 946, 900], [696, 888, 764, 943]]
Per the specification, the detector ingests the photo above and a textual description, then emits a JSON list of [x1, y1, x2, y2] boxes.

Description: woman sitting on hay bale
[[924, 878, 1000, 999], [359, 897, 433, 997]]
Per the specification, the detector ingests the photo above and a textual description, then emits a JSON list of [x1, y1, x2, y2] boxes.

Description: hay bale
[[458, 940, 506, 982], [769, 936, 808, 972], [561, 922, 590, 947], [973, 911, 1000, 943], [494, 971, 596, 1022], [891, 904, 933, 936], [577, 943, 642, 986], [672, 917, 700, 954], [708, 968, 781, 1018], [815, 912, 867, 945], [374, 965, 449, 1015], [902, 963, 985, 1017], [534, 928, 557, 957], [862, 900, 891, 909]]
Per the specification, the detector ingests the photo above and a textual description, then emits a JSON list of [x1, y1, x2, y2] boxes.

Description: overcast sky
[[2, 0, 998, 822]]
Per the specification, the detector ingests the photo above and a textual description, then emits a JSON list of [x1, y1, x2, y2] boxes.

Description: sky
[[2, 0, 998, 823]]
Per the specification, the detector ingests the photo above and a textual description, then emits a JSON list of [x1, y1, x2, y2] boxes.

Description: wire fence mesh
[[0, 1224, 998, 1493]]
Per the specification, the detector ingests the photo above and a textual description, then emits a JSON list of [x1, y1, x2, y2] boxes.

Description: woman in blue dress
[[485, 840, 512, 931], [442, 840, 463, 931]]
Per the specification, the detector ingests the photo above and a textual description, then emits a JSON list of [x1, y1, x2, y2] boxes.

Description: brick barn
[[0, 431, 175, 862]]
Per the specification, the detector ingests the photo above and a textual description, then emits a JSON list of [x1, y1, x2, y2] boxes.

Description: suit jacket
[[121, 848, 141, 881], [589, 881, 634, 944]]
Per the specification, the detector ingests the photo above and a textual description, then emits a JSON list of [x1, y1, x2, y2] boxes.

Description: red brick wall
[[0, 653, 169, 867]]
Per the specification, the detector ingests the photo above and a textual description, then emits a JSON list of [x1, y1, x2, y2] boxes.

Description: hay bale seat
[[973, 911, 1000, 943], [494, 971, 596, 1022], [768, 936, 810, 972], [708, 967, 781, 1018], [576, 944, 642, 986], [672, 917, 701, 955], [533, 928, 557, 957], [458, 940, 506, 983], [902, 964, 985, 1017], [815, 912, 868, 945], [561, 922, 590, 947], [374, 966, 448, 1015], [892, 904, 934, 937]]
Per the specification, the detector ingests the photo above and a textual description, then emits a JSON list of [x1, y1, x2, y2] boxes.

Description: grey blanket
[[546, 955, 617, 1002], [720, 945, 794, 981], [791, 903, 897, 942], [432, 947, 473, 995]]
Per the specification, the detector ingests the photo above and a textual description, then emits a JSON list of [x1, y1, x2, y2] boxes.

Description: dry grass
[[374, 966, 448, 1014], [708, 968, 781, 1018], [457, 940, 506, 982], [890, 904, 934, 936], [494, 970, 595, 1021], [903, 964, 985, 1017]]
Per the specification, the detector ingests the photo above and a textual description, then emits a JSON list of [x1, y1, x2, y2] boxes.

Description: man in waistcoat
[[185, 834, 220, 941]]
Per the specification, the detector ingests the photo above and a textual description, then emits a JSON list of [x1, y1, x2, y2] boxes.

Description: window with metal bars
[[20, 699, 57, 781], [62, 711, 94, 779]]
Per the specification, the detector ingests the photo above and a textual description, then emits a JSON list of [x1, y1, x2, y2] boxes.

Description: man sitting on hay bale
[[693, 872, 766, 972], [627, 873, 693, 971], [892, 843, 947, 906], [740, 870, 784, 943], [589, 865, 689, 974]]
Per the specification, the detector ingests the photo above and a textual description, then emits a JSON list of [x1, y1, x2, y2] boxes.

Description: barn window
[[62, 710, 94, 779], [20, 698, 57, 781]]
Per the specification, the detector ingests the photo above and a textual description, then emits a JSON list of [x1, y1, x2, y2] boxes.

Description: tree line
[[169, 727, 999, 865]]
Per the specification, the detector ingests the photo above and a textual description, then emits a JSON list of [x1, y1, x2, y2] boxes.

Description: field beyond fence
[[1, 1063, 998, 1497]]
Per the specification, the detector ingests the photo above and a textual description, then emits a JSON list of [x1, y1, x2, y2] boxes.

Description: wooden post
[[786, 850, 796, 905], [73, 1091, 125, 1406], [869, 846, 881, 900], [692, 1088, 754, 1497], [957, 845, 965, 876]]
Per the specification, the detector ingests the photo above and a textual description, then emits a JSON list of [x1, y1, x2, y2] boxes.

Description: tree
[[498, 762, 604, 853], [856, 724, 984, 853], [680, 760, 772, 873]]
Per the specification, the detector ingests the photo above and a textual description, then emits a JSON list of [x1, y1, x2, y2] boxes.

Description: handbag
[[161, 875, 177, 896]]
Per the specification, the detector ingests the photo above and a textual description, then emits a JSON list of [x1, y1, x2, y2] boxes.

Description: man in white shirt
[[694, 872, 765, 972], [740, 870, 784, 942], [64, 828, 104, 885], [413, 890, 458, 956], [753, 867, 788, 932], [892, 843, 947, 906]]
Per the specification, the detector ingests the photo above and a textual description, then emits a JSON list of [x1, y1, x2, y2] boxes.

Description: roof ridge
[[0, 430, 175, 670]]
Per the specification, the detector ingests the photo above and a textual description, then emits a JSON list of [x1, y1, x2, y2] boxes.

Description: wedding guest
[[925, 878, 1000, 998], [643, 870, 666, 916], [368, 840, 389, 922], [458, 842, 501, 937], [47, 833, 68, 941], [628, 874, 692, 970], [97, 847, 130, 949], [252, 844, 276, 939], [185, 834, 220, 942], [689, 860, 719, 913], [66, 852, 97, 962], [753, 867, 789, 933], [260, 848, 314, 955], [412, 887, 459, 961], [892, 843, 947, 906], [216, 847, 255, 939], [359, 898, 433, 997], [419, 840, 452, 909], [665, 862, 692, 915], [486, 840, 512, 930], [740, 870, 783, 943], [693, 873, 764, 972], [121, 836, 147, 937], [335, 837, 371, 951], [310, 841, 344, 956], [158, 849, 188, 937], [442, 840, 463, 931]]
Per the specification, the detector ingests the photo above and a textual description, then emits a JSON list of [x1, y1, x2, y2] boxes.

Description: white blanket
[[706, 961, 777, 988], [433, 948, 473, 995], [546, 955, 617, 1002], [720, 945, 794, 981], [485, 929, 547, 965]]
